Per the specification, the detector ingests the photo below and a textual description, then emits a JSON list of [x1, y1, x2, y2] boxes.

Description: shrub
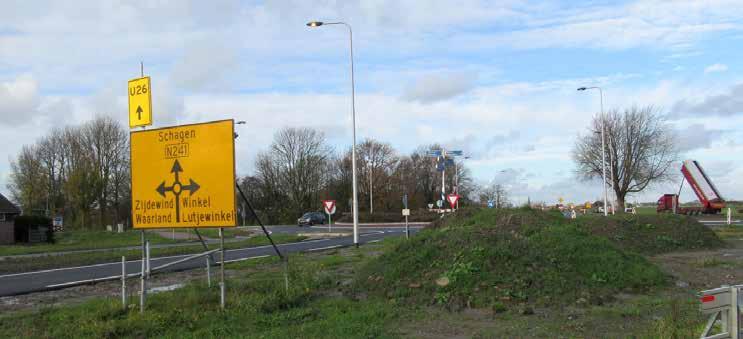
[[14, 215, 54, 244]]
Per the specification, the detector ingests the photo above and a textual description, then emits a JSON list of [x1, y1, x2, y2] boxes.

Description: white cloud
[[402, 72, 477, 103], [704, 63, 729, 74], [0, 74, 41, 125]]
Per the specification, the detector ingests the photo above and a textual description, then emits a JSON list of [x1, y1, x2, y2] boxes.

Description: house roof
[[0, 193, 20, 214]]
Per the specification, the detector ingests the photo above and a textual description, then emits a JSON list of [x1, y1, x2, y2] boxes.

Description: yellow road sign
[[131, 120, 236, 228], [128, 76, 152, 128]]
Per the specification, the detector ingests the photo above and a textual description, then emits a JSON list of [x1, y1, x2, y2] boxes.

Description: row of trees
[[239, 127, 475, 224], [8, 122, 474, 228], [8, 116, 129, 229]]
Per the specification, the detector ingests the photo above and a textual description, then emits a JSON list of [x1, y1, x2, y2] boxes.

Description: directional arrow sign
[[128, 76, 152, 128], [130, 120, 236, 228], [323, 200, 336, 215], [447, 194, 460, 209]]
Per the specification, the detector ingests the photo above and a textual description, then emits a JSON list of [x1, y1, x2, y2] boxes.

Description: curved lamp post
[[307, 21, 360, 246]]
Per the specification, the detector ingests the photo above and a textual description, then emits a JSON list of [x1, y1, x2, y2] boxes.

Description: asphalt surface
[[0, 224, 423, 297]]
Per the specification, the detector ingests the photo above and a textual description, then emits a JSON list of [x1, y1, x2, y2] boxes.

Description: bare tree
[[479, 183, 509, 208], [356, 139, 399, 213], [573, 106, 678, 210], [255, 127, 331, 219]]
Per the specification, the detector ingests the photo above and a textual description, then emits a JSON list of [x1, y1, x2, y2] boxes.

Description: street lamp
[[578, 86, 608, 216], [308, 20, 360, 246]]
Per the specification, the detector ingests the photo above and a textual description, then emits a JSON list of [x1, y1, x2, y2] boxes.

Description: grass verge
[[0, 244, 401, 338], [0, 234, 306, 275], [0, 230, 183, 257]]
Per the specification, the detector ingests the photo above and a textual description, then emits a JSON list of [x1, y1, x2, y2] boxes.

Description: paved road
[[698, 219, 743, 227], [0, 225, 423, 297]]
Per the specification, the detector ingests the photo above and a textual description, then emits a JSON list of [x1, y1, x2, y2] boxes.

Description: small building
[[0, 193, 21, 244]]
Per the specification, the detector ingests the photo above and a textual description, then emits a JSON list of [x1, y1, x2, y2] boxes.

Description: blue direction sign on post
[[487, 200, 495, 208]]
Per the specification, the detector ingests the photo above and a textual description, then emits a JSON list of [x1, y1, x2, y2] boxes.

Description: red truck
[[657, 160, 726, 215]]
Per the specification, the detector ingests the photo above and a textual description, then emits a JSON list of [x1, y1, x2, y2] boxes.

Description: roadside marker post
[[402, 209, 411, 239], [729, 208, 733, 226], [121, 256, 126, 309]]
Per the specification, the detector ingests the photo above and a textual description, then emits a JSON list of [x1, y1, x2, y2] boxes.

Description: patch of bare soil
[[0, 267, 222, 313], [650, 239, 743, 291]]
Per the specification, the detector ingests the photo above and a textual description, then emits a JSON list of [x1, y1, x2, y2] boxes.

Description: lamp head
[[307, 21, 323, 27], [577, 87, 587, 91]]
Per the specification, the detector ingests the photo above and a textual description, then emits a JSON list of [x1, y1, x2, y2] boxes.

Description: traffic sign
[[402, 209, 410, 216], [323, 200, 336, 215], [487, 200, 494, 208], [128, 76, 152, 128], [428, 203, 434, 209], [436, 200, 443, 208], [446, 194, 460, 209], [130, 120, 236, 228]]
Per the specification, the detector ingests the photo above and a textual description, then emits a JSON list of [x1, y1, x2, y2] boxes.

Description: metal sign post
[[140, 231, 146, 313], [322, 200, 336, 232], [219, 227, 225, 310], [121, 256, 126, 309], [402, 209, 410, 239]]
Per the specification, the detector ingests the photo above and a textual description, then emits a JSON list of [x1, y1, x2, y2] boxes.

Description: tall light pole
[[578, 86, 608, 216], [368, 160, 373, 215], [308, 21, 360, 246]]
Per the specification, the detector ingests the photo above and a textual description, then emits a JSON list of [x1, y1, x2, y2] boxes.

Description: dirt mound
[[354, 208, 666, 311], [575, 214, 724, 255]]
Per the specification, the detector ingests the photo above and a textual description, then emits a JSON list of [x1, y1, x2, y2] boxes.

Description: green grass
[[575, 213, 724, 255], [0, 221, 716, 338], [0, 230, 185, 256], [355, 208, 667, 310], [0, 234, 307, 274], [0, 245, 401, 339]]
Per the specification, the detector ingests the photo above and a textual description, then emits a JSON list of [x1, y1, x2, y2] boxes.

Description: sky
[[1, 0, 742, 205]]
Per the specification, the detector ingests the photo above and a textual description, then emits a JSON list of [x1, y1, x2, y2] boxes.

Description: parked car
[[297, 212, 326, 226]]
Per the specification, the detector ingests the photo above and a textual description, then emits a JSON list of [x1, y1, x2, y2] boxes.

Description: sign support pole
[[139, 230, 146, 313], [328, 213, 331, 232], [219, 227, 225, 310], [206, 256, 211, 287], [405, 215, 409, 239], [121, 256, 126, 309]]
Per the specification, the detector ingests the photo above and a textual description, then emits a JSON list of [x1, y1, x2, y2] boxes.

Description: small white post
[[405, 215, 409, 239], [121, 256, 126, 309], [729, 208, 733, 226], [206, 256, 211, 287], [731, 286, 739, 339], [146, 240, 151, 277]]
